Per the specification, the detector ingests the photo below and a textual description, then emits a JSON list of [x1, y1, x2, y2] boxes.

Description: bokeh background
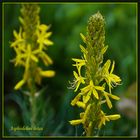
[[4, 3, 137, 136]]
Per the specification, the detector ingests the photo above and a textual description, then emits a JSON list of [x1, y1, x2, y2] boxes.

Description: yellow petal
[[94, 85, 104, 91], [69, 119, 83, 125], [102, 117, 106, 125], [86, 122, 93, 136], [40, 70, 55, 77], [13, 30, 19, 39], [41, 53, 53, 66], [111, 74, 121, 83], [44, 32, 52, 38], [80, 33, 86, 43], [83, 94, 90, 103], [39, 24, 48, 31], [19, 17, 24, 25], [31, 55, 38, 62], [110, 61, 115, 74], [76, 101, 86, 109], [103, 60, 111, 72], [72, 58, 85, 63], [14, 79, 25, 90], [104, 92, 112, 109], [80, 112, 84, 119], [92, 89, 99, 99], [44, 39, 53, 46], [81, 85, 90, 94], [71, 94, 81, 106], [83, 104, 91, 123], [101, 45, 108, 55], [98, 119, 104, 129], [73, 71, 78, 79], [108, 94, 120, 100], [74, 81, 80, 92], [80, 44, 87, 54], [106, 114, 121, 120]]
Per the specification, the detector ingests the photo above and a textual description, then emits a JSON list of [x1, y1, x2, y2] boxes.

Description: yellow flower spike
[[69, 13, 121, 136], [11, 4, 55, 128], [14, 79, 25, 90], [76, 101, 86, 109], [69, 119, 83, 125], [40, 70, 55, 77], [106, 114, 121, 120]]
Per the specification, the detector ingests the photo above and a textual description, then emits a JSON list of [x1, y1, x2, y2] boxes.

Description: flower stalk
[[69, 12, 121, 136], [10, 4, 55, 129]]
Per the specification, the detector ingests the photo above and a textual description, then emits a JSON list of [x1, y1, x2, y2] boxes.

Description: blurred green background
[[4, 3, 137, 136]]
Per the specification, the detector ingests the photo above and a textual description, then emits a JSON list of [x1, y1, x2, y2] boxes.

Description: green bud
[[87, 11, 105, 42]]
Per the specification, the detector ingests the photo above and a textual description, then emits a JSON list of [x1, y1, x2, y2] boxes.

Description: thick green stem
[[27, 76, 37, 129]]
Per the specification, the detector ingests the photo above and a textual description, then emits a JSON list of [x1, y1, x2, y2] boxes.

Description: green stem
[[28, 77, 37, 134], [30, 92, 36, 127]]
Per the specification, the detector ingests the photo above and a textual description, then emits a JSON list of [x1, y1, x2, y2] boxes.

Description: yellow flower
[[24, 44, 39, 70], [82, 104, 91, 123], [11, 27, 24, 47], [37, 24, 53, 50], [40, 52, 53, 66], [71, 93, 82, 106], [73, 71, 86, 92], [103, 91, 120, 109], [81, 80, 104, 100], [11, 4, 55, 93], [76, 101, 86, 109], [102, 60, 121, 93], [72, 58, 85, 74], [69, 119, 83, 125], [98, 111, 120, 129], [40, 70, 55, 77], [106, 114, 121, 120], [14, 79, 25, 90]]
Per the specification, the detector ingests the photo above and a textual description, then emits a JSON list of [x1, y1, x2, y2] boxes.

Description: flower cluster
[[10, 4, 55, 90], [69, 12, 121, 136]]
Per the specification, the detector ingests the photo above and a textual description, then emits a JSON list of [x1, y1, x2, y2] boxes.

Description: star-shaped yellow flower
[[102, 60, 121, 93], [81, 80, 104, 100]]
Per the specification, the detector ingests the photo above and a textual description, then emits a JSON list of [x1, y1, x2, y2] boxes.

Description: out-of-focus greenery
[[4, 3, 137, 136]]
